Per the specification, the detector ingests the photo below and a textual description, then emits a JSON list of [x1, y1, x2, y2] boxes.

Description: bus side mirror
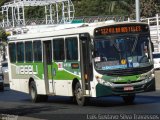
[[90, 43, 94, 51], [93, 51, 97, 57]]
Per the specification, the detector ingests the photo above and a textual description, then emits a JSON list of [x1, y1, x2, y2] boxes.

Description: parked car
[[0, 74, 4, 91], [153, 52, 160, 70]]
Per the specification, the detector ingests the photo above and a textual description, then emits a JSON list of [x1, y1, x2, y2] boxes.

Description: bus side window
[[65, 37, 78, 61], [33, 41, 42, 62], [25, 41, 33, 62], [53, 38, 65, 61], [9, 43, 16, 63], [17, 42, 24, 62]]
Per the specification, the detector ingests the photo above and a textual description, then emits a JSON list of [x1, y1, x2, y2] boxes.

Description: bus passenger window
[[17, 42, 24, 62], [33, 41, 42, 62], [25, 41, 33, 62], [65, 37, 78, 60], [9, 43, 16, 63], [53, 38, 64, 61]]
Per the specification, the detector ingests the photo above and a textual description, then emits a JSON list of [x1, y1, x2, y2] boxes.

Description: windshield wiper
[[113, 42, 121, 52], [131, 36, 138, 53]]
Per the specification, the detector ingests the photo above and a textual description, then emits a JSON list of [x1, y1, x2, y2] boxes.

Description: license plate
[[124, 86, 134, 91]]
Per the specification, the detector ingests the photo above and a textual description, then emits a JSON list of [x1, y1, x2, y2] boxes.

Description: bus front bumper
[[96, 78, 155, 97]]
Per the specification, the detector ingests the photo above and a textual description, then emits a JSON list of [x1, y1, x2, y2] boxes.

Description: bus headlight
[[95, 75, 113, 86], [140, 69, 154, 83], [145, 73, 154, 83]]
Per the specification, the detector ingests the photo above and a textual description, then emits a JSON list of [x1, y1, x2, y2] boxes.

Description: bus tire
[[40, 95, 48, 102], [0, 87, 4, 92], [74, 82, 87, 106], [122, 94, 135, 104], [29, 81, 40, 103], [0, 84, 4, 92]]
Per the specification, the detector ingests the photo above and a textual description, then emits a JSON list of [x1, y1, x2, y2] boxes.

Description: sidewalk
[[155, 70, 160, 90], [2, 72, 9, 87]]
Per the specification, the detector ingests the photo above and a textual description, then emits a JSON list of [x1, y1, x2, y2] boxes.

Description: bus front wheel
[[74, 82, 87, 106], [29, 81, 40, 103], [122, 94, 135, 104]]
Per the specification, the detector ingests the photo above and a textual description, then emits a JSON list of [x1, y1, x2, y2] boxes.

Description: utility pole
[[135, 0, 140, 22]]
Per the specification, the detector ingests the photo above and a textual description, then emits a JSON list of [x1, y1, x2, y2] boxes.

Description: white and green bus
[[7, 21, 155, 105]]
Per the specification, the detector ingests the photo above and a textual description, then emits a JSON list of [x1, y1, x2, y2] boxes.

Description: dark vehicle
[[0, 74, 4, 91]]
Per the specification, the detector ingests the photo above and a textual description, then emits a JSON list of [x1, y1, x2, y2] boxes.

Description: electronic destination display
[[94, 24, 149, 36]]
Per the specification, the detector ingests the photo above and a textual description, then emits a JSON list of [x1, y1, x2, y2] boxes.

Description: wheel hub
[[31, 87, 35, 99], [76, 88, 83, 100]]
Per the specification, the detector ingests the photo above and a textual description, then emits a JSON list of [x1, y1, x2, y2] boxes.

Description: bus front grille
[[104, 65, 153, 77]]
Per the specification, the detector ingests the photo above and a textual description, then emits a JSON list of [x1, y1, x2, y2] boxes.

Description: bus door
[[43, 41, 55, 94], [79, 33, 93, 96]]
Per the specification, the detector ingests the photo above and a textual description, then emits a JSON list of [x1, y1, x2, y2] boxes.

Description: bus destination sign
[[94, 24, 149, 36]]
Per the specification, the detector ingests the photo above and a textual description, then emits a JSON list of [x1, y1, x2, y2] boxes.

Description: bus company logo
[[111, 77, 123, 82], [127, 80, 132, 84], [121, 59, 126, 65], [16, 65, 38, 75]]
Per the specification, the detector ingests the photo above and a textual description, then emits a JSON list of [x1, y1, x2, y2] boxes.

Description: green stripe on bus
[[13, 62, 81, 80]]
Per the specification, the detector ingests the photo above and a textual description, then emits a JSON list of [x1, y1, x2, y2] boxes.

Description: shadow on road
[[0, 105, 62, 116], [46, 91, 160, 107]]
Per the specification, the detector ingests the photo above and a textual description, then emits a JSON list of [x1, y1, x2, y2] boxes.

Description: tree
[[108, 0, 134, 15], [0, 28, 7, 42], [140, 0, 160, 18], [1, 0, 160, 21], [25, 6, 45, 19], [0, 28, 8, 61], [73, 0, 107, 16], [73, 0, 135, 16]]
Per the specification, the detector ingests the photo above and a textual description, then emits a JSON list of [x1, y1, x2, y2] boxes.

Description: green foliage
[[0, 0, 8, 6], [73, 0, 134, 16], [0, 28, 7, 61], [73, 0, 160, 18], [140, 0, 160, 17], [0, 28, 7, 43], [25, 6, 45, 19]]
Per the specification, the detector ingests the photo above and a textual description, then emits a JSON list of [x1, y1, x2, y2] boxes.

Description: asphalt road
[[0, 71, 160, 120], [0, 89, 160, 120]]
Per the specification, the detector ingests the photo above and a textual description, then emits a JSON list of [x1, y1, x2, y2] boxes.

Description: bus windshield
[[94, 34, 152, 71]]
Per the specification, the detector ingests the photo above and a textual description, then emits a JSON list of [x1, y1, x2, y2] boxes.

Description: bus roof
[[7, 21, 148, 41]]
